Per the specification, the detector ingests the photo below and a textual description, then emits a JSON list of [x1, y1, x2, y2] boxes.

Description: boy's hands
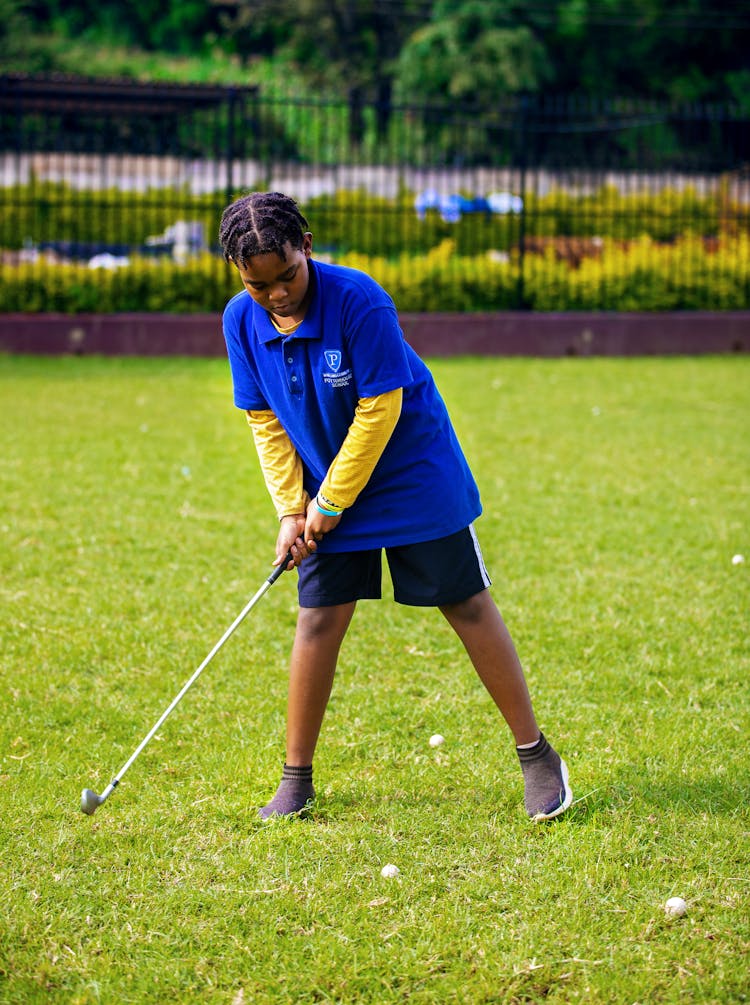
[[274, 501, 342, 569], [305, 498, 342, 547], [275, 514, 314, 569]]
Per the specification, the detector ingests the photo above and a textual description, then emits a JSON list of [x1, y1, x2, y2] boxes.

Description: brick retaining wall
[[1, 312, 747, 358]]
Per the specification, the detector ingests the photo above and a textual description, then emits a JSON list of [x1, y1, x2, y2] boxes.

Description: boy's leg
[[259, 602, 355, 819], [440, 589, 572, 820], [440, 589, 538, 743], [286, 602, 356, 765]]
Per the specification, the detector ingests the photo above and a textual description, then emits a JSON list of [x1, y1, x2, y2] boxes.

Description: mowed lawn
[[0, 352, 748, 1004]]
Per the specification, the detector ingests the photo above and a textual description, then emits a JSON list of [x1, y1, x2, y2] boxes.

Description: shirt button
[[287, 357, 293, 363], [291, 375, 297, 382]]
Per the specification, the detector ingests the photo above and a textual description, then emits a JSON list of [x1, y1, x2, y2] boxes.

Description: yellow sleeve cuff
[[318, 388, 403, 510], [246, 409, 310, 519]]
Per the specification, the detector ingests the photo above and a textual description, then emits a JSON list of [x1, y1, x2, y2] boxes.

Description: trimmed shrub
[[1, 182, 746, 255], [338, 235, 749, 312], [1, 234, 746, 313]]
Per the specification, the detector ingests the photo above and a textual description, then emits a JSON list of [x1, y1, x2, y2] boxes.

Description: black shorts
[[296, 525, 491, 608]]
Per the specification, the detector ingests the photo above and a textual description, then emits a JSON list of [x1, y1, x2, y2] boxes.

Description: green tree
[[1, 0, 33, 62], [550, 0, 750, 104], [395, 0, 750, 108], [215, 0, 428, 140], [396, 0, 552, 105], [16, 0, 750, 112], [25, 0, 221, 53]]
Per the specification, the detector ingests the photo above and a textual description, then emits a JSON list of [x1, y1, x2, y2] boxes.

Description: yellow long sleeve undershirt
[[245, 407, 310, 519], [246, 387, 403, 519]]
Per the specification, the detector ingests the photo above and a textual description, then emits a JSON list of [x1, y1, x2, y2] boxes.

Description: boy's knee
[[440, 590, 489, 626], [296, 603, 354, 642]]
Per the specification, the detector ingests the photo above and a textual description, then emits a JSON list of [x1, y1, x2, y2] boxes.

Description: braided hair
[[219, 191, 309, 265]]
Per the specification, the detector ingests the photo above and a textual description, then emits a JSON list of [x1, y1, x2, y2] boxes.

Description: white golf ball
[[429, 734, 445, 747], [732, 554, 744, 565], [665, 896, 687, 917], [381, 863, 400, 878]]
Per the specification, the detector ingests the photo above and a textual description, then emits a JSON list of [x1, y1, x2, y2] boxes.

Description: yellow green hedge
[[341, 234, 750, 311], [1, 234, 747, 313], [2, 183, 747, 256]]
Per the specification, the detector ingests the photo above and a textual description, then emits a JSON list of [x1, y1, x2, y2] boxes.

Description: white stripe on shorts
[[468, 523, 491, 589]]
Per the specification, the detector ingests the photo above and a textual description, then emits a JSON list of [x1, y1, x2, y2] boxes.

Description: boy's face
[[234, 234, 313, 321]]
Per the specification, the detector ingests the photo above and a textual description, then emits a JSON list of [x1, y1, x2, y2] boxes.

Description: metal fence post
[[226, 87, 238, 208], [516, 94, 530, 310]]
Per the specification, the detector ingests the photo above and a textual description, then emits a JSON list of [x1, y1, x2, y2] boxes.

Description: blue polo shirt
[[222, 259, 481, 552]]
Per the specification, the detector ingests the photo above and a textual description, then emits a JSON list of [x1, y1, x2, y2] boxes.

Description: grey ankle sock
[[517, 733, 571, 820], [259, 763, 314, 820]]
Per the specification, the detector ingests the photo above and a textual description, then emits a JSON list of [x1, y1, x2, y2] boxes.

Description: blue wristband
[[315, 501, 342, 517]]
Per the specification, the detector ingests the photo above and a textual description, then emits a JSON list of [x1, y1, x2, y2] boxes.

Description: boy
[[219, 191, 572, 822]]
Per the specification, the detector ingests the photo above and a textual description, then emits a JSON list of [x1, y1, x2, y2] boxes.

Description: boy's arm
[[245, 409, 310, 519], [317, 387, 403, 512]]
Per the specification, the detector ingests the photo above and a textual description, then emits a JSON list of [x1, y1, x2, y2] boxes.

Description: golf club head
[[80, 788, 103, 815], [78, 557, 292, 820]]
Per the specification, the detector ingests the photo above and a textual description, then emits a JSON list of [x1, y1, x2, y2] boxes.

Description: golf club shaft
[[101, 557, 291, 801]]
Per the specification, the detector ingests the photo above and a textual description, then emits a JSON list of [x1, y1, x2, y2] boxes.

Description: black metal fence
[[1, 74, 748, 313]]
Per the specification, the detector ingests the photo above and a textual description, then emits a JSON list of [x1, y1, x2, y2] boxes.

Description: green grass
[[1, 353, 748, 1004]]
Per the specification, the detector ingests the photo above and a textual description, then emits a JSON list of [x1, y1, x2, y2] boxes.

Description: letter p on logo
[[324, 350, 342, 373]]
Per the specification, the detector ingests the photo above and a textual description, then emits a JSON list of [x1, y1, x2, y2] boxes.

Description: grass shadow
[[608, 764, 748, 817]]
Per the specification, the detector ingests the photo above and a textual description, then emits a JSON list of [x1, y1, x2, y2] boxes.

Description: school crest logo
[[324, 350, 342, 372], [322, 349, 352, 388]]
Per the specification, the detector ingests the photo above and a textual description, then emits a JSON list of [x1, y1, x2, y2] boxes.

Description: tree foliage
[[396, 1, 552, 103], [214, 0, 428, 138], [546, 0, 750, 103], [395, 0, 749, 108], [22, 0, 221, 53], [1, 0, 35, 61], [12, 0, 750, 110]]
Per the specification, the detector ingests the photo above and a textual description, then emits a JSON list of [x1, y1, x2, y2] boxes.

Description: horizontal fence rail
[[0, 74, 748, 315]]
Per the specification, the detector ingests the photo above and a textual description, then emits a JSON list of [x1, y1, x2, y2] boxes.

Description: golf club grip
[[268, 551, 294, 585]]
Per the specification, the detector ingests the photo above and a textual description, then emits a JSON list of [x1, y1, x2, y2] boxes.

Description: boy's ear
[[302, 232, 313, 256]]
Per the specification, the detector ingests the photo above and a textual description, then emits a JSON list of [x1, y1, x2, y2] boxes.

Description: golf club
[[81, 554, 293, 815]]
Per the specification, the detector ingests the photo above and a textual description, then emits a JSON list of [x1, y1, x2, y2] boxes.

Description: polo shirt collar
[[254, 261, 322, 344]]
